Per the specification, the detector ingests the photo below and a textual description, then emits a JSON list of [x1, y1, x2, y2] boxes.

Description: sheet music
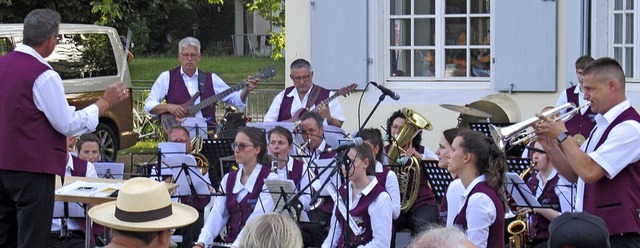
[[264, 179, 309, 222], [93, 162, 125, 179], [158, 142, 187, 156], [53, 201, 85, 218], [182, 117, 208, 139], [506, 172, 541, 208], [55, 180, 122, 198], [164, 155, 211, 196]]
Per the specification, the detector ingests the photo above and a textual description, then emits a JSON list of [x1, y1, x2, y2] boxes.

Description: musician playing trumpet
[[517, 141, 573, 248], [533, 58, 640, 246]]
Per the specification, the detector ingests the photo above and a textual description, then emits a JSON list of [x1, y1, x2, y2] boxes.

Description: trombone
[[490, 102, 591, 151]]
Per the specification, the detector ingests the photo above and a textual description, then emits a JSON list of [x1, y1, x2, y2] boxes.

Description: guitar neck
[[311, 92, 340, 113], [187, 81, 247, 115]]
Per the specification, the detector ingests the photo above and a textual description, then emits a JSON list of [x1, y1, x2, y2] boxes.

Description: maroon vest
[[167, 67, 216, 121], [453, 182, 505, 248], [336, 182, 386, 248], [277, 85, 330, 121], [583, 107, 640, 235], [224, 165, 271, 243], [526, 173, 560, 240], [408, 146, 437, 212], [0, 51, 66, 176], [288, 158, 305, 189], [375, 165, 391, 189], [565, 86, 596, 138]]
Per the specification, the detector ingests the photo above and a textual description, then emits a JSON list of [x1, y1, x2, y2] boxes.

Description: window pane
[[446, 17, 467, 45], [471, 49, 490, 77], [391, 0, 411, 15], [615, 0, 623, 10], [625, 13, 634, 43], [614, 47, 622, 64], [390, 49, 412, 76], [471, 0, 490, 14], [614, 14, 622, 43], [626, 0, 633, 10], [445, 49, 467, 77], [445, 0, 467, 14], [415, 49, 435, 77], [415, 0, 435, 14], [390, 19, 411, 46], [471, 17, 490, 45], [625, 47, 634, 77], [415, 18, 436, 46], [48, 33, 117, 79]]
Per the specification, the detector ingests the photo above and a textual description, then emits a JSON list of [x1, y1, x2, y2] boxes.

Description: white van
[[0, 24, 136, 161]]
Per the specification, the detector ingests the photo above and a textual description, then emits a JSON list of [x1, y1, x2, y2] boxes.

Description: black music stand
[[421, 160, 453, 205], [201, 138, 235, 190], [469, 122, 525, 157], [506, 158, 531, 175], [506, 172, 541, 209]]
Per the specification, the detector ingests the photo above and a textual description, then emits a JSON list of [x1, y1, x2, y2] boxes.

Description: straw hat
[[88, 177, 198, 232]]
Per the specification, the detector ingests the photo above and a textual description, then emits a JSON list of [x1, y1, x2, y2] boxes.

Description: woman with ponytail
[[195, 126, 277, 248], [448, 130, 506, 248]]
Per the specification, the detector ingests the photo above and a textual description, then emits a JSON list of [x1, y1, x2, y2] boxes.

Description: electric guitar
[[283, 83, 357, 122], [160, 65, 276, 133]]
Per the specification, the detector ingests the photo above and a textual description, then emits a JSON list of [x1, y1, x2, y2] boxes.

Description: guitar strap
[[305, 85, 321, 110], [197, 69, 206, 94]]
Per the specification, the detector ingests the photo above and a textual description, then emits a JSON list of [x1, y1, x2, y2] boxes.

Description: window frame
[[609, 0, 639, 83]]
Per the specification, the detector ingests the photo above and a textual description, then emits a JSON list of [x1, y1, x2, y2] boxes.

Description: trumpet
[[490, 102, 591, 150]]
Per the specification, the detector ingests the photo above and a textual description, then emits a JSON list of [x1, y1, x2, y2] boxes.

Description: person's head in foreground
[[547, 212, 610, 248], [239, 212, 304, 248], [407, 226, 477, 248], [88, 177, 198, 248]]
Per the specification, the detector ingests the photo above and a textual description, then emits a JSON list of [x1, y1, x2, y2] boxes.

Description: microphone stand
[[355, 83, 388, 137]]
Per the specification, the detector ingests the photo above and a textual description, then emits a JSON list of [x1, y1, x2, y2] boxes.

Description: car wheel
[[95, 123, 119, 161]]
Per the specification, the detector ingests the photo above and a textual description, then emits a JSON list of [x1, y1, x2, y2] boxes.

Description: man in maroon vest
[[144, 37, 258, 135], [555, 55, 596, 145], [263, 58, 345, 128], [535, 57, 640, 246], [0, 9, 127, 247]]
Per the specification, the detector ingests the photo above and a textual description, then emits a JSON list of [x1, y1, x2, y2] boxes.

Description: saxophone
[[387, 108, 432, 212], [507, 162, 537, 248]]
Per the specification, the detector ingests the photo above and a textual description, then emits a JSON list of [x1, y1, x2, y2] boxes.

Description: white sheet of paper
[[55, 180, 122, 198], [265, 179, 309, 222], [158, 142, 187, 157], [182, 117, 208, 139], [93, 162, 125, 179], [164, 155, 211, 197]]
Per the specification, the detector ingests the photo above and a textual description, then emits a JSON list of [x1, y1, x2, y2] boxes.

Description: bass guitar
[[160, 65, 276, 133], [283, 83, 357, 122]]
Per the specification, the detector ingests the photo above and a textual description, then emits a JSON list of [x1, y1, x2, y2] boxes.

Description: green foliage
[[91, 0, 122, 26], [246, 0, 285, 60]]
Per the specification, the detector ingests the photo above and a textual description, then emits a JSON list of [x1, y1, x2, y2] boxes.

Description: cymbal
[[440, 104, 493, 118]]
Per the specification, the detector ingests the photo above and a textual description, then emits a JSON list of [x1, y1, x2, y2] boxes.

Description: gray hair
[[407, 226, 471, 248], [23, 9, 60, 47], [289, 58, 312, 72], [178, 37, 201, 54], [239, 213, 303, 248]]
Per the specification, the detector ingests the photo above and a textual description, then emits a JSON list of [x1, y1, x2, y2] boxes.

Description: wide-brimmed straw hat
[[88, 177, 198, 232]]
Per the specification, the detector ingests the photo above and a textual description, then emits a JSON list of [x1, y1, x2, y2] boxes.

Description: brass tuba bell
[[190, 135, 210, 175], [388, 108, 432, 212]]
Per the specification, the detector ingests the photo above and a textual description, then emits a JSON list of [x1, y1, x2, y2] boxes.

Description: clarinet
[[271, 154, 278, 173]]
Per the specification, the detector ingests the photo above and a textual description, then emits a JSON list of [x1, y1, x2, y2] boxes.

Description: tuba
[[190, 135, 210, 175], [388, 108, 432, 212]]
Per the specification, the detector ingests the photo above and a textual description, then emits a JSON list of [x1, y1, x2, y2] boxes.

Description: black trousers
[[394, 204, 439, 233], [177, 211, 204, 248], [0, 170, 55, 248]]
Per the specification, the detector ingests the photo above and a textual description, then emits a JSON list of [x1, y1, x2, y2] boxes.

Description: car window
[[0, 37, 14, 57], [50, 33, 117, 80]]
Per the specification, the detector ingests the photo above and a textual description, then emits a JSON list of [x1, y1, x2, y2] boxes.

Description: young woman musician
[[434, 127, 465, 227], [194, 127, 277, 248], [76, 133, 102, 163], [448, 130, 506, 248], [518, 141, 572, 248], [322, 145, 392, 248]]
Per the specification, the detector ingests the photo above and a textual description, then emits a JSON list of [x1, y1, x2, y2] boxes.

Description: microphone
[[370, 82, 400, 101], [322, 137, 363, 153]]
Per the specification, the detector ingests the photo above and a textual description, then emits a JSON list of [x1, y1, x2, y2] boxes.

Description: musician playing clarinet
[[534, 57, 640, 246]]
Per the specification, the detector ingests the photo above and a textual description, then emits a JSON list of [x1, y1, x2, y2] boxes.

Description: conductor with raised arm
[[0, 9, 127, 247], [534, 57, 640, 246]]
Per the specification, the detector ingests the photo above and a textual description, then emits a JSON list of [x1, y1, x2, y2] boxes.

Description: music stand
[[506, 158, 531, 175], [93, 162, 125, 180], [470, 122, 526, 156], [201, 138, 235, 190], [183, 117, 209, 140], [264, 179, 309, 222], [163, 155, 212, 198], [506, 172, 541, 209], [421, 160, 453, 205]]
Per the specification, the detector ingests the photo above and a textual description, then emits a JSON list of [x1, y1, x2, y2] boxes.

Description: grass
[[128, 55, 286, 89]]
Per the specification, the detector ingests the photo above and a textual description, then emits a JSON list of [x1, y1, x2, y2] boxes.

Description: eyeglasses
[[170, 139, 189, 143], [291, 75, 311, 82], [231, 142, 255, 151], [180, 53, 200, 58]]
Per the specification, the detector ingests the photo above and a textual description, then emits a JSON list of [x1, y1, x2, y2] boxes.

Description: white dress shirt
[[51, 153, 98, 231], [263, 85, 345, 126], [458, 175, 497, 248], [575, 100, 640, 211], [375, 161, 400, 219], [445, 178, 465, 227], [273, 156, 312, 211], [197, 164, 277, 247], [144, 67, 246, 117], [15, 44, 100, 136], [531, 169, 574, 213], [322, 177, 392, 248]]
